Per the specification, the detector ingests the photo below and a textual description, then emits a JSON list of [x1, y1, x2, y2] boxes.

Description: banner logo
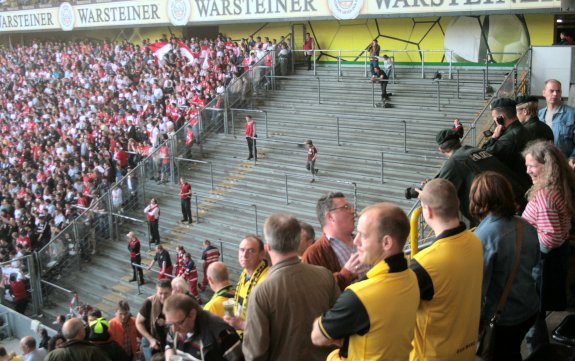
[[328, 0, 363, 20], [168, 0, 190, 26], [59, 2, 74, 31]]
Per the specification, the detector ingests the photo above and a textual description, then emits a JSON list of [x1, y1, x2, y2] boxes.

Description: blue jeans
[[370, 59, 379, 75], [141, 337, 152, 361]]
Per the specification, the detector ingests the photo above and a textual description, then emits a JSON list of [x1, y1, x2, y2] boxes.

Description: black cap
[[436, 128, 460, 145], [490, 98, 516, 110], [515, 95, 538, 106]]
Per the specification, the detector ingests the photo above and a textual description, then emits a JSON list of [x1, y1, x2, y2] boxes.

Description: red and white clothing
[[144, 203, 159, 222], [522, 189, 572, 251]]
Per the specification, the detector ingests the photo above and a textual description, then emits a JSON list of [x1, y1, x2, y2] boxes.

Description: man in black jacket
[[482, 97, 531, 186], [515, 95, 554, 143]]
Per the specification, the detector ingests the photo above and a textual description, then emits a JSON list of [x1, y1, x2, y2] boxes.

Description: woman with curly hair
[[521, 140, 575, 350]]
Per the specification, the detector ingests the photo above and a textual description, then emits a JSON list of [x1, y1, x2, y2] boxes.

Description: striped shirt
[[522, 189, 572, 251], [328, 236, 353, 269]]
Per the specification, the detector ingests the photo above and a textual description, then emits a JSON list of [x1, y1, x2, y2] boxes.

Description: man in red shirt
[[303, 32, 315, 71], [200, 239, 220, 291], [179, 177, 193, 224], [245, 115, 257, 161]]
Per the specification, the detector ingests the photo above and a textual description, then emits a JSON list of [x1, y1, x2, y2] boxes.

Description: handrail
[[40, 279, 74, 294], [229, 108, 268, 137], [292, 48, 454, 79], [174, 157, 214, 190], [409, 207, 422, 256]]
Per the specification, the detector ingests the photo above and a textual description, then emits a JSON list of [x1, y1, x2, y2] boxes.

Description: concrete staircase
[[37, 64, 510, 324]]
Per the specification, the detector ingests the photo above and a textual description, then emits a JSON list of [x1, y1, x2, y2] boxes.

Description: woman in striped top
[[521, 140, 575, 350]]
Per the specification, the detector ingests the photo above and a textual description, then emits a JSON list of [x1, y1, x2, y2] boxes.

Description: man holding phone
[[482, 98, 530, 186]]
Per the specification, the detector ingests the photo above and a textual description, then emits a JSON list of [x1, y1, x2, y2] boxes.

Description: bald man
[[203, 262, 234, 318], [45, 318, 111, 361], [19, 335, 46, 361]]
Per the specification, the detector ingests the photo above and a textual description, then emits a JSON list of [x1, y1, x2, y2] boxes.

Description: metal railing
[[291, 48, 454, 79]]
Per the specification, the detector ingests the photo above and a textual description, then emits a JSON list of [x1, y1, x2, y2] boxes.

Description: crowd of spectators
[[0, 33, 289, 309]]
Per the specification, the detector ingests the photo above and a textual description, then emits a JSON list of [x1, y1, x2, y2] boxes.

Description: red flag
[[147, 41, 172, 61], [177, 40, 195, 63]]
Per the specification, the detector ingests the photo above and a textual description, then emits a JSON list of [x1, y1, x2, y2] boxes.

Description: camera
[[405, 187, 419, 199], [405, 180, 428, 200]]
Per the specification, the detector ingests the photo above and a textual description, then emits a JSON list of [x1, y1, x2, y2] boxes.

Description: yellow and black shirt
[[410, 223, 483, 361], [319, 253, 419, 361]]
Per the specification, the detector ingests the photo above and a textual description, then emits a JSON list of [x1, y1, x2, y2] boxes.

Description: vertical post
[[364, 52, 368, 77], [381, 152, 384, 184], [403, 120, 408, 153], [169, 139, 176, 184], [336, 117, 340, 146], [471, 123, 477, 147], [253, 139, 257, 165], [512, 68, 517, 95], [271, 50, 276, 91], [284, 174, 289, 205], [482, 69, 486, 99], [436, 81, 441, 111], [209, 162, 214, 190], [337, 56, 340, 82], [141, 165, 147, 203], [485, 57, 490, 96], [219, 240, 224, 263], [28, 255, 40, 315], [421, 50, 425, 79], [372, 81, 375, 108], [264, 111, 269, 138], [313, 49, 317, 76], [223, 93, 229, 135], [352, 182, 358, 213], [317, 78, 321, 104], [339, 50, 342, 76], [231, 110, 235, 136], [194, 194, 199, 223], [457, 69, 460, 99], [253, 204, 258, 235], [73, 221, 81, 272], [448, 50, 453, 79], [106, 191, 114, 241]]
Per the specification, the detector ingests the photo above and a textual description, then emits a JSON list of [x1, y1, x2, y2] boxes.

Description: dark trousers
[[181, 198, 192, 222], [148, 220, 160, 244], [14, 298, 28, 314], [491, 314, 536, 361], [131, 255, 144, 282], [305, 53, 312, 70], [246, 137, 257, 160], [380, 80, 388, 99]]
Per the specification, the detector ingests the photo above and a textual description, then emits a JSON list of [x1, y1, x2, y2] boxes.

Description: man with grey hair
[[45, 318, 112, 361], [19, 335, 46, 361], [303, 192, 362, 291], [243, 213, 340, 361], [539, 79, 575, 168]]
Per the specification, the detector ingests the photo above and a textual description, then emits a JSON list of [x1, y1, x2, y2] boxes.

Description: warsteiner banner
[[0, 0, 561, 32]]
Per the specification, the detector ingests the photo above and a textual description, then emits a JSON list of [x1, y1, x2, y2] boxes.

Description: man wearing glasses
[[303, 192, 362, 291], [163, 294, 243, 360]]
